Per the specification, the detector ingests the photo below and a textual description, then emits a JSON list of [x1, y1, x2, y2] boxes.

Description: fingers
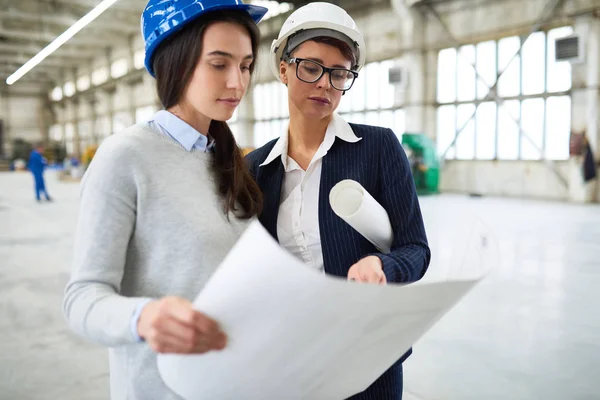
[[347, 264, 387, 285], [164, 298, 224, 338], [149, 328, 223, 354], [378, 270, 387, 285], [348, 268, 361, 282], [142, 297, 227, 354], [359, 267, 386, 284], [162, 297, 199, 328]]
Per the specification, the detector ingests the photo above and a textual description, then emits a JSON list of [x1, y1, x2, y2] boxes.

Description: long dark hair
[[152, 10, 262, 219]]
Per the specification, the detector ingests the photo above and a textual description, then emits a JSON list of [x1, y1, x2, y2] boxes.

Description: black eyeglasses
[[286, 57, 358, 91]]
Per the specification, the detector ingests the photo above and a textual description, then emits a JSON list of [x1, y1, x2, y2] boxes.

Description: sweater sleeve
[[62, 136, 153, 347], [372, 129, 431, 284]]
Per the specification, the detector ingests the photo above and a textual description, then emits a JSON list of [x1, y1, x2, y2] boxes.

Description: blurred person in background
[[27, 143, 52, 202], [62, 1, 267, 398], [246, 3, 430, 399]]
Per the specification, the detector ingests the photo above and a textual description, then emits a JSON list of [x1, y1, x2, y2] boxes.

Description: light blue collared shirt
[[149, 110, 214, 152]]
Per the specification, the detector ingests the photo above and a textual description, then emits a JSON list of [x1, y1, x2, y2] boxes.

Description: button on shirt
[[260, 114, 361, 272]]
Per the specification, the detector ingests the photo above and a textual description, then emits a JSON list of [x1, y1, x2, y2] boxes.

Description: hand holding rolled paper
[[329, 180, 393, 253]]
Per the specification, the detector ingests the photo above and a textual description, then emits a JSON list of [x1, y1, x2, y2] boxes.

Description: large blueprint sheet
[[157, 221, 481, 400]]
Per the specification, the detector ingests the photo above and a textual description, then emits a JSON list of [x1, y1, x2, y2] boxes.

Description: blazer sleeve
[[371, 129, 431, 284]]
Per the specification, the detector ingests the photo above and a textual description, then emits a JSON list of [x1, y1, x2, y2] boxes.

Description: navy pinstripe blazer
[[245, 123, 431, 400]]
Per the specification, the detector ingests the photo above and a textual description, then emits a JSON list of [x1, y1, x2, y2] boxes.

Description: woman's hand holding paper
[[347, 256, 387, 285]]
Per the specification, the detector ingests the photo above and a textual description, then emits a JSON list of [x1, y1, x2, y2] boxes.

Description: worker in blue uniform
[[27, 144, 53, 202]]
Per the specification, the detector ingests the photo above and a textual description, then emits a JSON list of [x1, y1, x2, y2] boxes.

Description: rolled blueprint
[[329, 180, 393, 253]]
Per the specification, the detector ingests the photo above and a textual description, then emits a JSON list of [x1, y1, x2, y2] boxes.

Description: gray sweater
[[63, 123, 251, 399]]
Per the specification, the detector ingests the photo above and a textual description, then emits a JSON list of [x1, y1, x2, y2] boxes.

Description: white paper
[[157, 221, 481, 400], [329, 180, 393, 253]]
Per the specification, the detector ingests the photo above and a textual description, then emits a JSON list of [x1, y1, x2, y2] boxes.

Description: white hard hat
[[269, 2, 366, 82]]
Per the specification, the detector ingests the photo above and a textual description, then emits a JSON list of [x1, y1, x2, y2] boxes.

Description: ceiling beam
[[0, 9, 77, 26], [0, 68, 54, 80], [0, 28, 57, 43], [27, 0, 143, 15], [0, 27, 126, 47], [0, 65, 53, 76], [1, 54, 83, 68], [0, 9, 139, 34], [0, 42, 43, 54], [0, 59, 60, 72], [67, 32, 130, 47], [0, 42, 98, 58], [0, 62, 67, 73]]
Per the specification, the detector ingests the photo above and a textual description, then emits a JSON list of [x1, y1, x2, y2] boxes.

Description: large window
[[63, 81, 76, 97], [134, 49, 145, 70], [50, 87, 63, 101], [77, 75, 90, 92], [251, 59, 406, 148], [95, 116, 111, 140], [250, 1, 292, 20], [92, 67, 109, 86], [252, 81, 290, 147], [136, 105, 158, 123], [436, 26, 573, 161], [340, 59, 405, 140], [111, 58, 129, 79], [113, 112, 133, 135]]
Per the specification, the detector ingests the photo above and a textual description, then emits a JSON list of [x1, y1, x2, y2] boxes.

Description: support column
[[0, 88, 7, 158], [568, 14, 599, 203], [2, 89, 12, 158], [60, 105, 66, 149], [128, 35, 137, 123], [106, 87, 116, 135], [71, 98, 82, 159], [105, 49, 116, 135], [236, 89, 256, 149], [391, 0, 429, 135], [88, 94, 98, 145]]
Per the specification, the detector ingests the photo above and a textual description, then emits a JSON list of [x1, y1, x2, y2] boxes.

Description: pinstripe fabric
[[246, 123, 430, 400]]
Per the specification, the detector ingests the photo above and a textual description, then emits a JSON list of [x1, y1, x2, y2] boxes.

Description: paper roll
[[329, 180, 393, 253]]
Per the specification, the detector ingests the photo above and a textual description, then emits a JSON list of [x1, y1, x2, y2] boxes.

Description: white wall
[[0, 93, 44, 156], [441, 160, 570, 201], [569, 14, 600, 202]]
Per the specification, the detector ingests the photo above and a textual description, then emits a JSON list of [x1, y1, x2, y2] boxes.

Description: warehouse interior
[[0, 0, 599, 399]]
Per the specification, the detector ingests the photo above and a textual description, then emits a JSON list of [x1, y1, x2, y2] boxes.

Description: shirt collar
[[259, 113, 361, 167], [151, 110, 214, 152]]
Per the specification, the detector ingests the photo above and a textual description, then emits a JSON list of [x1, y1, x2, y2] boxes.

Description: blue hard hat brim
[[144, 3, 268, 77]]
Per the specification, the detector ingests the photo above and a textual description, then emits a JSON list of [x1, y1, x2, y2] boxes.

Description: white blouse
[[259, 114, 362, 271]]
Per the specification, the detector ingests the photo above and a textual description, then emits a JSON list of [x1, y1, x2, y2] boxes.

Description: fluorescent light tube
[[6, 0, 121, 85]]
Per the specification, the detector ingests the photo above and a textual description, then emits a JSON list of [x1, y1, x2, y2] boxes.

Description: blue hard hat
[[141, 0, 269, 77]]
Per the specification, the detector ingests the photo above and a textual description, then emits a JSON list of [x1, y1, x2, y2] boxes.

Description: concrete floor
[[0, 171, 599, 400]]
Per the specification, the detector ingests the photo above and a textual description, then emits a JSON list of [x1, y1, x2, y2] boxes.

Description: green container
[[401, 133, 439, 195]]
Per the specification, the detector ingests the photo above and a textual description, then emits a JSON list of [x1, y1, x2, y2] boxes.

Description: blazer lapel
[[258, 161, 285, 242]]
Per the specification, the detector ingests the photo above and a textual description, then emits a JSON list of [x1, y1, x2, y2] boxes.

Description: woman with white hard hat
[[246, 3, 430, 399], [63, 0, 267, 398]]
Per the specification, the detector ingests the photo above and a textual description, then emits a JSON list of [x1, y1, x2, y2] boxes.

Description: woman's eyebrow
[[304, 57, 348, 69], [207, 50, 254, 61]]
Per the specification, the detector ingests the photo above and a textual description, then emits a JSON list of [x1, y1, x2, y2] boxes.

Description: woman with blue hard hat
[[246, 3, 431, 399], [63, 0, 267, 398]]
